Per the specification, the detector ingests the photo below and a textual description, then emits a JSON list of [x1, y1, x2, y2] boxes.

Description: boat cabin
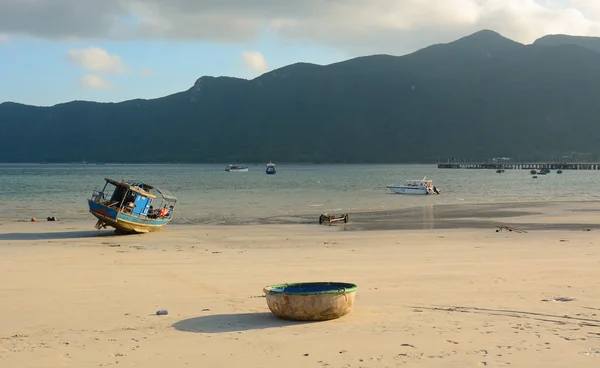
[[406, 180, 433, 188], [91, 178, 177, 219]]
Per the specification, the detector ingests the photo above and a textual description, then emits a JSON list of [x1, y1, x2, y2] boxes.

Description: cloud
[[79, 74, 113, 89], [572, 0, 600, 18], [3, 1, 600, 55], [0, 34, 9, 45], [242, 51, 268, 72], [139, 67, 155, 77], [67, 47, 127, 74]]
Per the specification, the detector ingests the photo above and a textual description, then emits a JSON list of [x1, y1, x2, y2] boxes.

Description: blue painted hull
[[266, 170, 276, 174], [88, 200, 171, 233]]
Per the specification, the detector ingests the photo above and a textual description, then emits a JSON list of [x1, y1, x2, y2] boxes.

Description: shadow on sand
[[172, 313, 310, 333], [0, 230, 123, 241]]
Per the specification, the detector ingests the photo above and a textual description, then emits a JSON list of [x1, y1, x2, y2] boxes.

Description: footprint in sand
[[579, 348, 600, 356]]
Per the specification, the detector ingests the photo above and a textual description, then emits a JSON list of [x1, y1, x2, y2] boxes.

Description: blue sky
[[0, 31, 347, 106], [1, 0, 598, 106]]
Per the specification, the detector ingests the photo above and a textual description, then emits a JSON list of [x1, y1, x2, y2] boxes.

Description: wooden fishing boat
[[88, 178, 178, 234]]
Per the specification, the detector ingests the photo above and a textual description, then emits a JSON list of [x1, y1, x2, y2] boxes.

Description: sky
[[1, 0, 600, 106]]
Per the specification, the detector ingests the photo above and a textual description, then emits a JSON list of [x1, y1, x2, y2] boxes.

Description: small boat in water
[[88, 178, 177, 234], [266, 161, 276, 174], [537, 168, 550, 175], [386, 177, 440, 195], [225, 164, 249, 172]]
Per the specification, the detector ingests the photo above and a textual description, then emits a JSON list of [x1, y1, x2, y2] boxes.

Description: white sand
[[1, 218, 600, 367]]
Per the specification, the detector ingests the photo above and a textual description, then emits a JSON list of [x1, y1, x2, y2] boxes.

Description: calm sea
[[0, 163, 598, 224]]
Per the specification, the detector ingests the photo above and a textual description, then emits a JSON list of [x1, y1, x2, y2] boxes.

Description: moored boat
[[225, 164, 249, 172], [88, 178, 177, 234], [386, 177, 440, 195], [537, 168, 550, 175], [266, 161, 276, 174]]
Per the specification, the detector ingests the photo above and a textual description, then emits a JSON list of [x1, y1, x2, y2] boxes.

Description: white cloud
[[571, 0, 600, 18], [67, 47, 127, 74], [0, 34, 9, 45], [139, 67, 155, 77], [242, 51, 268, 72], [2, 1, 600, 55], [79, 74, 113, 89]]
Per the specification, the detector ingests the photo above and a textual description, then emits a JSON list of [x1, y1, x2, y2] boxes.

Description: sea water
[[0, 163, 598, 224]]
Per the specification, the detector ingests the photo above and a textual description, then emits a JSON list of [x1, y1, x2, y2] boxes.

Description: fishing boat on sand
[[88, 178, 177, 234]]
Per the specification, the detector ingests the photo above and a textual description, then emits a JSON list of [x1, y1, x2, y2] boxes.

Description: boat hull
[[266, 168, 276, 174], [386, 186, 429, 195], [88, 200, 171, 234], [225, 168, 249, 172]]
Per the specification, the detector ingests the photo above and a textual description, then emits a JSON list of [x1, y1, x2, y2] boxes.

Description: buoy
[[31, 217, 37, 222]]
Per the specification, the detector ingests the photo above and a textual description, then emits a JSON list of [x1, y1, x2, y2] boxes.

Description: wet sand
[[1, 201, 600, 367], [345, 201, 600, 231], [203, 200, 600, 232]]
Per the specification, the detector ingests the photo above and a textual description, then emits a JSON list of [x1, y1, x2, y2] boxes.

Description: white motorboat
[[225, 164, 249, 172], [386, 177, 440, 195]]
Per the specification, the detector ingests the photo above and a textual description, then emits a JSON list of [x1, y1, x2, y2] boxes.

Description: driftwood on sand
[[319, 213, 349, 225], [496, 225, 527, 233]]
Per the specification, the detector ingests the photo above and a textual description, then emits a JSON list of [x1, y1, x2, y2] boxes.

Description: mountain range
[[2, 30, 600, 163]]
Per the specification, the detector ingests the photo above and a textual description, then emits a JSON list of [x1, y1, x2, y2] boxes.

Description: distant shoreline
[[0, 162, 442, 165]]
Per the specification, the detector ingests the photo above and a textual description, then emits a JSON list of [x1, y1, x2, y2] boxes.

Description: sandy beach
[[2, 203, 600, 367]]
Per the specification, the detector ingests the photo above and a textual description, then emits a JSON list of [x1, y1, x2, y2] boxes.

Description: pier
[[437, 162, 600, 170]]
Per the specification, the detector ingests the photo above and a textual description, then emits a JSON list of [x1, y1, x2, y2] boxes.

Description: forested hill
[[2, 30, 600, 163]]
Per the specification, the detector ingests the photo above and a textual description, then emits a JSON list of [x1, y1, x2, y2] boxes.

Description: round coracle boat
[[263, 282, 358, 321]]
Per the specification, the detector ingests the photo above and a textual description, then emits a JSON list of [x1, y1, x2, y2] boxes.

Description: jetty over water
[[437, 162, 600, 170]]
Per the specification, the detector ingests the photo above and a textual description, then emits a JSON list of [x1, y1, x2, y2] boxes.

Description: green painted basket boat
[[263, 282, 358, 321]]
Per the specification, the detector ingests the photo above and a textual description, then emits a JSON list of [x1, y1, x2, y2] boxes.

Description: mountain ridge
[[4, 29, 599, 108]]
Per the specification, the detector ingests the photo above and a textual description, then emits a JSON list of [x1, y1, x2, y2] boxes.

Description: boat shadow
[[172, 312, 311, 333], [0, 230, 125, 241]]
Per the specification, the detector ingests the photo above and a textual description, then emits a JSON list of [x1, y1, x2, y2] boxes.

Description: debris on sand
[[495, 225, 527, 233], [541, 297, 575, 302]]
